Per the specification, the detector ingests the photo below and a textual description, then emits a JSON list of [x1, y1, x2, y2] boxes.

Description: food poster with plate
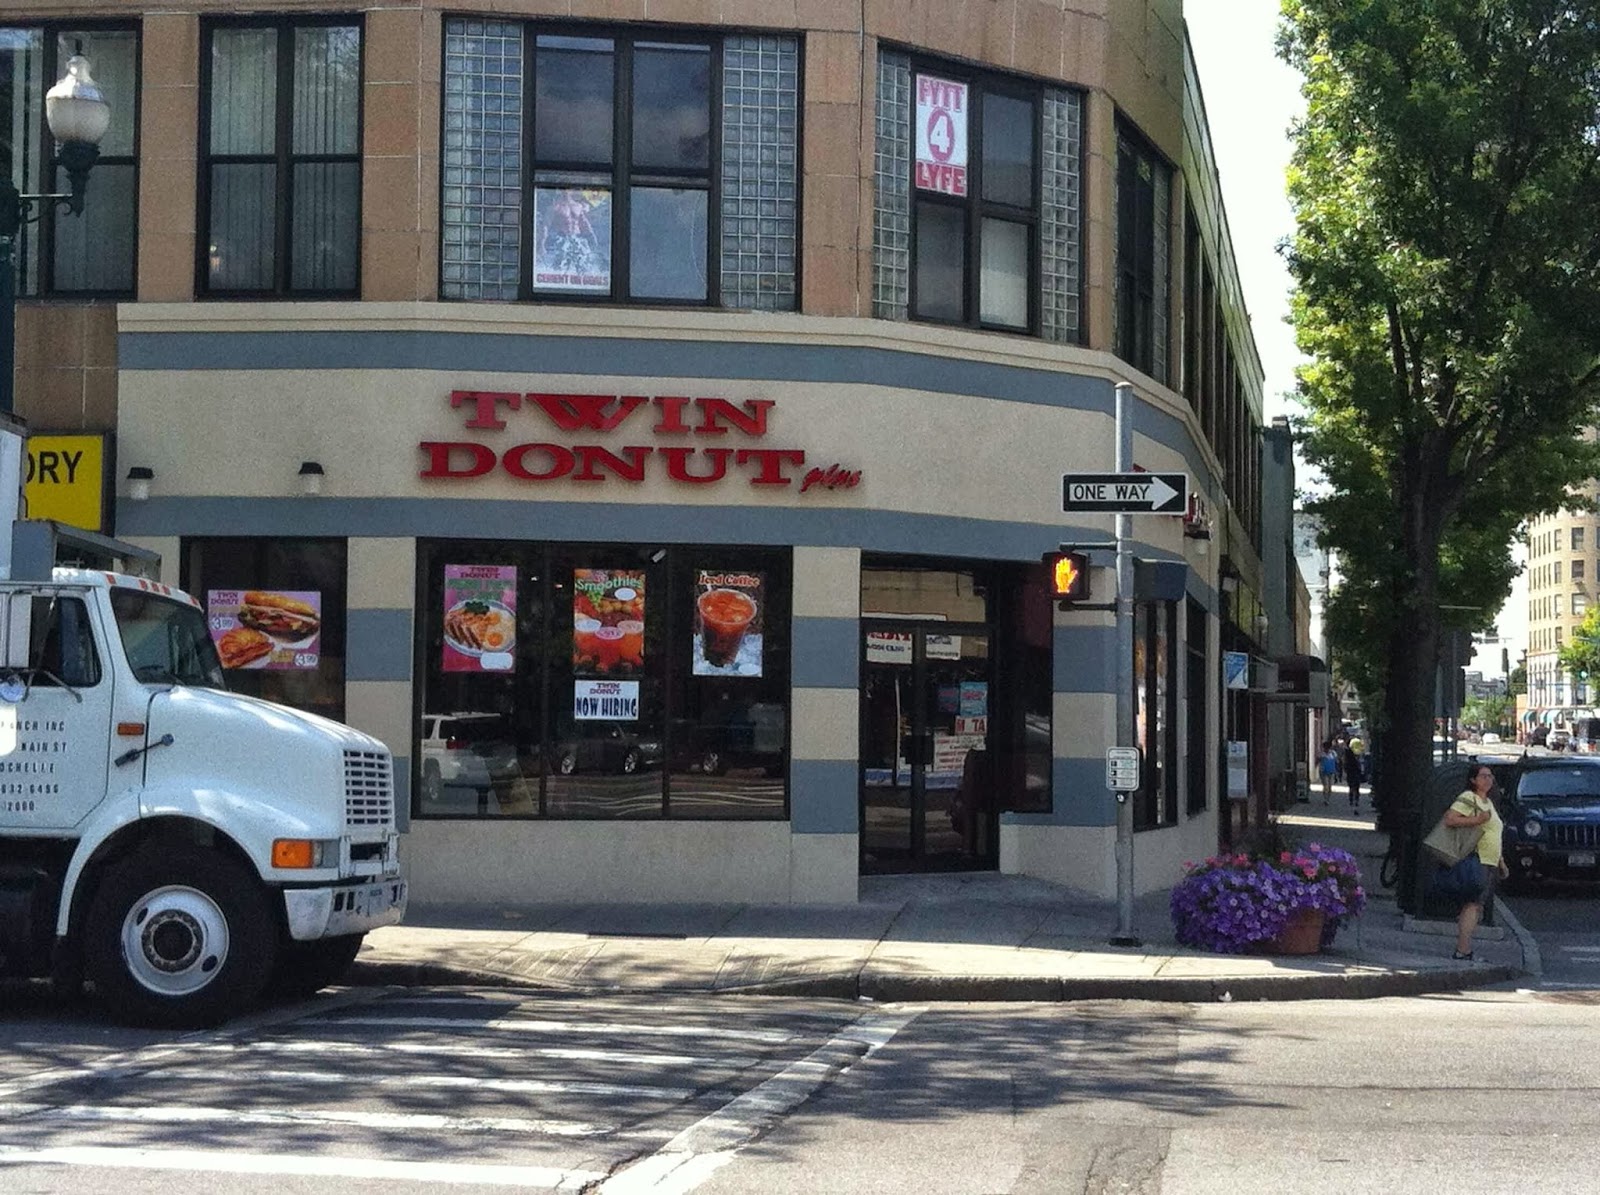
[[443, 565, 518, 672], [692, 571, 763, 678], [573, 569, 646, 677], [208, 590, 322, 671]]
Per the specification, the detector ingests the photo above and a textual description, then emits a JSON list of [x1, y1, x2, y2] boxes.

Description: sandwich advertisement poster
[[208, 590, 322, 671], [443, 565, 518, 673]]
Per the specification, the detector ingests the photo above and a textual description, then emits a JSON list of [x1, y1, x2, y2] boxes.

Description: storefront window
[[180, 538, 348, 723], [1134, 600, 1178, 830], [414, 541, 789, 819]]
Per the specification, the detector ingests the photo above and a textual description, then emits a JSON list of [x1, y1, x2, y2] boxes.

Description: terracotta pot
[[1270, 907, 1326, 955]]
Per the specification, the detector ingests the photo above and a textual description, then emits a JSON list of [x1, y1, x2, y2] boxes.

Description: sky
[[1181, 0, 1527, 669]]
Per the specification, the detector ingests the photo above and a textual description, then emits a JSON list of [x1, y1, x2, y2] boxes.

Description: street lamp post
[[0, 54, 113, 417]]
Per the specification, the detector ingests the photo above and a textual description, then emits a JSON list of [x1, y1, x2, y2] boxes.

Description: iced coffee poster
[[573, 569, 646, 676], [443, 565, 517, 673], [208, 590, 322, 671], [692, 571, 763, 678]]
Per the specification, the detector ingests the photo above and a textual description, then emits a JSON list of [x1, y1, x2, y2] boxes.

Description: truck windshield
[[110, 589, 226, 688]]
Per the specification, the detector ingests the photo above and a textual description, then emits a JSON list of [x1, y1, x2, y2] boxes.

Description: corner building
[[6, 1, 1272, 903]]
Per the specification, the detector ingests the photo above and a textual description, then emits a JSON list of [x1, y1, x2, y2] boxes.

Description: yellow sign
[[25, 434, 106, 533]]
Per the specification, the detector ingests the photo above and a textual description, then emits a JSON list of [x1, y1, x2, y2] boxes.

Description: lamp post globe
[[45, 55, 112, 146]]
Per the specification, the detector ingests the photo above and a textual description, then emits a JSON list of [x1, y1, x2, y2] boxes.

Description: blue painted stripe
[[1053, 624, 1116, 694], [791, 617, 859, 689], [118, 495, 1198, 576], [1003, 757, 1116, 826], [118, 329, 1221, 489], [346, 608, 414, 682], [790, 758, 858, 834]]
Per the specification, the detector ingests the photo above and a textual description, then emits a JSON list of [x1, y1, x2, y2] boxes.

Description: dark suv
[[1495, 757, 1600, 885]]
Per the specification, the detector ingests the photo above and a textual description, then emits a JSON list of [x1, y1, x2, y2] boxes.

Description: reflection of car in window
[[1500, 759, 1600, 886], [552, 723, 663, 776], [419, 712, 520, 808]]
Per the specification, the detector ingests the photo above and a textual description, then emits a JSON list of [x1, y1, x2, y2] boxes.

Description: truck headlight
[[272, 838, 336, 868], [1522, 818, 1543, 839]]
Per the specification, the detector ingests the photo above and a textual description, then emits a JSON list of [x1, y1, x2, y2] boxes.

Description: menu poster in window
[[533, 187, 612, 292], [573, 570, 645, 676], [443, 565, 517, 673], [207, 590, 321, 671], [692, 571, 763, 678]]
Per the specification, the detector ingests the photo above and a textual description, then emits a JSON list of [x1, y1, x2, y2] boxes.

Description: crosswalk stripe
[[0, 1100, 670, 1139], [321, 1015, 797, 1045], [0, 1145, 602, 1189], [145, 1066, 709, 1102], [182, 1039, 762, 1070]]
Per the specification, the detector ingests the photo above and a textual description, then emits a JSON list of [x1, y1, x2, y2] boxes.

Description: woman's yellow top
[[1451, 790, 1503, 867]]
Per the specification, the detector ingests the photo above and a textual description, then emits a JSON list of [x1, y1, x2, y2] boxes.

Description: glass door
[[861, 624, 994, 872]]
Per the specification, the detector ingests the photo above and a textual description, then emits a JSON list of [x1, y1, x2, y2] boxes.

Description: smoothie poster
[[442, 565, 517, 673], [573, 569, 645, 676], [692, 571, 764, 678]]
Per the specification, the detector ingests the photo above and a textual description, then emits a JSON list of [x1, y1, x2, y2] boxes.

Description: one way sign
[[1062, 472, 1188, 514]]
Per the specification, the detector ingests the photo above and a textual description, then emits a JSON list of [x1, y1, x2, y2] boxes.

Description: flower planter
[[1269, 907, 1326, 955]]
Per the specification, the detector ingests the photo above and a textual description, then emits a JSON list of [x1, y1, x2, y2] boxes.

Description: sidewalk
[[352, 810, 1536, 1002]]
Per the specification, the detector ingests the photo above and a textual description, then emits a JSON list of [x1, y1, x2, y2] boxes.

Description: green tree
[[1558, 605, 1600, 682], [1280, 1, 1600, 824], [1509, 662, 1527, 696], [1462, 694, 1513, 734]]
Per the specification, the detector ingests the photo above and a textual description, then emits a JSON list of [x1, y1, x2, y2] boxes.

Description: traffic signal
[[1046, 551, 1091, 605]]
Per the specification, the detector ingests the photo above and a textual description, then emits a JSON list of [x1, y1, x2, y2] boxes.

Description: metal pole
[[1111, 381, 1138, 945]]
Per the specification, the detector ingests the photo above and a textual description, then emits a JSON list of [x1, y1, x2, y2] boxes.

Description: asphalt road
[[3, 981, 1599, 1193], [1502, 880, 1600, 988]]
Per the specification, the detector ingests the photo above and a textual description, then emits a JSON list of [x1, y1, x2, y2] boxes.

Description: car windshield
[[110, 589, 226, 688], [1517, 767, 1600, 802]]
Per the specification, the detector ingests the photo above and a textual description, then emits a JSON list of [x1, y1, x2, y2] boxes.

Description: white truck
[[0, 432, 405, 1027]]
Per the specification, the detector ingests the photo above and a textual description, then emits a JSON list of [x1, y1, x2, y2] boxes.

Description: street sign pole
[[1111, 381, 1138, 946]]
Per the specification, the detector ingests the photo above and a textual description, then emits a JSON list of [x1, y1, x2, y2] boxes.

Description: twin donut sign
[[915, 74, 968, 196]]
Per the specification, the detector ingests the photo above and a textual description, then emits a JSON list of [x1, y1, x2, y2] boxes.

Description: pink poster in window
[[443, 565, 517, 672]]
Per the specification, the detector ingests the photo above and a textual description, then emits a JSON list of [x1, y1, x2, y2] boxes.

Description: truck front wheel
[[84, 845, 277, 1028]]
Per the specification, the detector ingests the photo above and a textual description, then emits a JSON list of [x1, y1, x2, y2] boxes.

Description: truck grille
[[1551, 823, 1600, 849], [343, 749, 395, 828]]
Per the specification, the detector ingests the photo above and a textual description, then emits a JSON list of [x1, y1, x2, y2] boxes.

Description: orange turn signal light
[[116, 722, 146, 737], [271, 839, 315, 869]]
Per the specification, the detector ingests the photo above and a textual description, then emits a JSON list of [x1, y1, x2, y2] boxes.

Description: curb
[[1493, 898, 1543, 978], [348, 959, 1522, 1003]]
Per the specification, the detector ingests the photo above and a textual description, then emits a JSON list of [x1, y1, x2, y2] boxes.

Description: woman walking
[[1444, 763, 1509, 961], [1318, 740, 1337, 803]]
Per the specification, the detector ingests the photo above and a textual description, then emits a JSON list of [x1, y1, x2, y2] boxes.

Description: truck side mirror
[[2, 595, 31, 670]]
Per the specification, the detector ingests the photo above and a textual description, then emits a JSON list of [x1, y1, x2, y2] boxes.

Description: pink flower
[[1279, 851, 1292, 863]]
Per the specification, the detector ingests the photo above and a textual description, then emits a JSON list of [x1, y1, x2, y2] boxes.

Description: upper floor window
[[442, 22, 798, 309], [200, 19, 362, 297], [871, 49, 1082, 342], [1574, 527, 1586, 551], [1115, 122, 1172, 383], [1, 25, 139, 295], [1574, 559, 1586, 581]]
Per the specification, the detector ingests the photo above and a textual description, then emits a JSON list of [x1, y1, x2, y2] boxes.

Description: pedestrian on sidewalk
[[1318, 740, 1337, 803], [1444, 763, 1509, 960], [1343, 739, 1363, 812]]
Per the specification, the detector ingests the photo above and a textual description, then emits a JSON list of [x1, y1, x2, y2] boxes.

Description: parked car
[[552, 722, 664, 776], [420, 711, 520, 805], [1496, 757, 1600, 885], [1481, 732, 1502, 744]]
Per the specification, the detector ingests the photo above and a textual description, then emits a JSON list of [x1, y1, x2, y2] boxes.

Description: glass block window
[[441, 24, 798, 307], [872, 49, 912, 320], [720, 35, 799, 311], [1040, 88, 1082, 343], [441, 19, 523, 301]]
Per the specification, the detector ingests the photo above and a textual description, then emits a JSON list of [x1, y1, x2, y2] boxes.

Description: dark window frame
[[904, 55, 1044, 336], [1185, 597, 1208, 815], [1115, 120, 1170, 377], [1, 19, 141, 298], [1133, 599, 1179, 831], [410, 539, 793, 822], [197, 13, 364, 299], [516, 23, 723, 307]]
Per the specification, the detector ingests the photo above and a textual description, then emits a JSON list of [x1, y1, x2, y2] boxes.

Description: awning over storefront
[[1267, 653, 1329, 704]]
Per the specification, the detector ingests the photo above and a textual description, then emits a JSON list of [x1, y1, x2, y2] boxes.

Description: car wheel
[[422, 761, 442, 805], [267, 933, 366, 1001], [558, 751, 578, 776], [84, 844, 277, 1029], [622, 750, 640, 774]]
